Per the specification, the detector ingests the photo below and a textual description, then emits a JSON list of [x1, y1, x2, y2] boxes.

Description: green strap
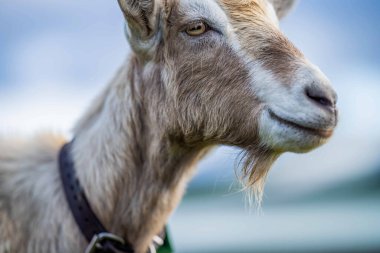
[[157, 227, 174, 253]]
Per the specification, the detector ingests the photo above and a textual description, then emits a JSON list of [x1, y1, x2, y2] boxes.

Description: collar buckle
[[85, 232, 125, 253]]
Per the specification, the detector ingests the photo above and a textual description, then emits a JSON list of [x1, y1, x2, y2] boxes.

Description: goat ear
[[118, 0, 159, 53], [268, 0, 297, 20]]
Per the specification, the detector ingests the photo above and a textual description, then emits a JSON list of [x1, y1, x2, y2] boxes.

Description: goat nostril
[[306, 86, 335, 109], [314, 96, 331, 107]]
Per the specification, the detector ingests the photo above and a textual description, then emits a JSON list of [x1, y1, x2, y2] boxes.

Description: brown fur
[[220, 0, 304, 84]]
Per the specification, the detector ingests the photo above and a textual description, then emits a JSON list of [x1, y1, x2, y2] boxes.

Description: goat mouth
[[268, 110, 333, 139]]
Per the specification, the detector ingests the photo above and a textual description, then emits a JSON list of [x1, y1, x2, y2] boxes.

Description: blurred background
[[1, 0, 379, 252]]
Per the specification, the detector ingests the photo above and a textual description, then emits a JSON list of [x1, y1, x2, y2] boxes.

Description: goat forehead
[[215, 0, 300, 59], [217, 0, 278, 26], [173, 0, 275, 22], [171, 0, 276, 43], [171, 0, 279, 42], [176, 0, 229, 24]]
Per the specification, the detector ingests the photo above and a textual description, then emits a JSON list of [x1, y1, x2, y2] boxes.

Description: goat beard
[[240, 146, 280, 208]]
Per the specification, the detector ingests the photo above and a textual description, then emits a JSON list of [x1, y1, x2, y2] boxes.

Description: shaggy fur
[[0, 0, 338, 252]]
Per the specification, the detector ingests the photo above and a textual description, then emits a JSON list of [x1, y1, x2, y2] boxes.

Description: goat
[[0, 0, 338, 252]]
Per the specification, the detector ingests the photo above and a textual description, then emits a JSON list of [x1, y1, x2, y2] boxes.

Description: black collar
[[59, 142, 166, 253]]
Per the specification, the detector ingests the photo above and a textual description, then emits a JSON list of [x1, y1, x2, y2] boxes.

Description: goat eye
[[186, 22, 207, 36]]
